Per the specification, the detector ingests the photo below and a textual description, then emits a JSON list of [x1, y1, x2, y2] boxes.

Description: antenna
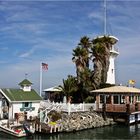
[[25, 73, 28, 79], [104, 0, 107, 35]]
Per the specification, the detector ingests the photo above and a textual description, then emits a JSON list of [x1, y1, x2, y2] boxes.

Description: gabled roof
[[0, 88, 42, 102], [18, 79, 32, 86], [90, 86, 140, 94], [43, 86, 62, 92]]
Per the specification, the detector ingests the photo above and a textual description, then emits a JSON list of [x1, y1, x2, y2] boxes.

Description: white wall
[[23, 86, 31, 91], [27, 102, 40, 119], [107, 56, 115, 84], [107, 47, 119, 84], [11, 102, 40, 120]]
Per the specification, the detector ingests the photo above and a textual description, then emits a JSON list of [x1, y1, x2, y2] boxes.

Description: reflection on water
[[1, 124, 140, 139]]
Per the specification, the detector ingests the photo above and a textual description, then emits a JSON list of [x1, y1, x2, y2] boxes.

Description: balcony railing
[[101, 103, 140, 113]]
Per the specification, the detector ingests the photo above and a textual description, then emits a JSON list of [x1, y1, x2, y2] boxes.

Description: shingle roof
[[1, 88, 42, 102], [90, 86, 140, 94], [18, 79, 32, 86]]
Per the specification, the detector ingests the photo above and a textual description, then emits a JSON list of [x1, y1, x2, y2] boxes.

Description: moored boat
[[0, 120, 35, 137]]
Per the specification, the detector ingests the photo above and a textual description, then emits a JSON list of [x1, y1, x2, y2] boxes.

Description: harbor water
[[0, 124, 140, 139]]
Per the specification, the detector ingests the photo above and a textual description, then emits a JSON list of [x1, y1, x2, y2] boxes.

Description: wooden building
[[43, 86, 63, 102], [90, 86, 140, 124]]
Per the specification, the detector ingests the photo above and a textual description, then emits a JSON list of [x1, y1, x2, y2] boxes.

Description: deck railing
[[61, 103, 96, 115], [104, 103, 140, 113], [40, 101, 140, 115], [40, 100, 96, 115], [106, 104, 126, 112]]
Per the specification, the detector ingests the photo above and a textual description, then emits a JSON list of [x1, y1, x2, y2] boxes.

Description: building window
[[120, 95, 125, 104], [113, 95, 119, 104], [100, 95, 104, 104], [22, 102, 32, 108], [106, 95, 111, 104], [24, 102, 29, 108], [136, 96, 140, 102], [113, 95, 125, 104], [129, 95, 134, 104], [20, 102, 34, 111], [112, 69, 114, 74]]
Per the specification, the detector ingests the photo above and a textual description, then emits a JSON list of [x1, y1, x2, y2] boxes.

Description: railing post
[[82, 102, 85, 111], [135, 103, 138, 111], [68, 103, 71, 115], [126, 104, 130, 114], [102, 103, 106, 120]]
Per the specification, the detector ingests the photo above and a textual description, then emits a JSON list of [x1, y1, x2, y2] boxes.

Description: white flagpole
[[40, 63, 42, 96]]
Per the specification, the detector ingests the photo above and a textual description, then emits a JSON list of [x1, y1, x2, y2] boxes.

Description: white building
[[95, 35, 119, 85], [0, 79, 42, 121], [106, 36, 119, 84]]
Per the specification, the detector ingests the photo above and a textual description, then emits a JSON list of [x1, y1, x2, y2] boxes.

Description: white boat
[[0, 120, 35, 137]]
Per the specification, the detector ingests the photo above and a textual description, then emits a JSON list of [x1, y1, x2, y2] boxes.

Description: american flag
[[42, 63, 48, 70]]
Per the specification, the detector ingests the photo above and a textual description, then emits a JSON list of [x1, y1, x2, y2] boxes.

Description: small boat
[[0, 120, 35, 137], [23, 122, 35, 136]]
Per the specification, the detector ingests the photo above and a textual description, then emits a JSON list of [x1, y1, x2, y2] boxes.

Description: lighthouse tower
[[106, 36, 119, 84], [93, 0, 119, 85], [104, 0, 119, 84]]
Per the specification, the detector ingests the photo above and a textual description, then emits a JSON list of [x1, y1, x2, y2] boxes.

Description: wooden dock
[[99, 103, 140, 125]]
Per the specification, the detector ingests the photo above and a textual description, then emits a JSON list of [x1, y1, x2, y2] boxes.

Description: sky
[[0, 0, 140, 93]]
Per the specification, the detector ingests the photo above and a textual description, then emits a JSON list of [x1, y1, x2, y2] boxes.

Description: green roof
[[1, 88, 42, 102], [18, 79, 32, 86]]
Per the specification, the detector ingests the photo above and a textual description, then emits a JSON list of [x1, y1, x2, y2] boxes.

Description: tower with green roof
[[19, 79, 33, 92]]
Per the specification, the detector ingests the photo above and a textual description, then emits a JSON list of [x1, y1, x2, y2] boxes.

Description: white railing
[[40, 100, 96, 115]]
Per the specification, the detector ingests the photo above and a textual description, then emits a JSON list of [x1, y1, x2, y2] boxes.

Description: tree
[[72, 36, 91, 83], [91, 36, 114, 87], [72, 46, 87, 83], [78, 36, 91, 68], [58, 75, 78, 102]]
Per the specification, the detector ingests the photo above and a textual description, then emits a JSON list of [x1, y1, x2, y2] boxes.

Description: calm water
[[0, 124, 140, 139]]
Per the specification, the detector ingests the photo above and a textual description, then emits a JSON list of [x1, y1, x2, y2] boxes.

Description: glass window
[[100, 95, 104, 104], [129, 95, 134, 104], [106, 95, 111, 104], [24, 102, 29, 107], [113, 95, 119, 104], [120, 95, 125, 104], [136, 96, 140, 102]]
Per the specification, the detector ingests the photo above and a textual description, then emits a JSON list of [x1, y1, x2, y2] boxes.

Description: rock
[[41, 111, 115, 133]]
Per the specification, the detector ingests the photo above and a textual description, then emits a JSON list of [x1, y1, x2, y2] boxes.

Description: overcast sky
[[0, 0, 140, 93]]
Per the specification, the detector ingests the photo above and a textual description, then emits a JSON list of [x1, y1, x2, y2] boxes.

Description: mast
[[104, 0, 107, 35]]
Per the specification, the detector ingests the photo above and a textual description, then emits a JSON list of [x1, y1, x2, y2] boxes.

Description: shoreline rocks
[[61, 111, 116, 132], [39, 111, 116, 133]]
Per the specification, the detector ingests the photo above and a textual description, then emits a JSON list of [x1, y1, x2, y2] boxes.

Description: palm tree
[[58, 75, 78, 102], [78, 36, 91, 68], [90, 42, 104, 88], [72, 46, 87, 83], [91, 36, 114, 87]]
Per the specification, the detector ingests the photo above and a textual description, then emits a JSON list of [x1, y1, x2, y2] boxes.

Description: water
[[0, 124, 140, 139]]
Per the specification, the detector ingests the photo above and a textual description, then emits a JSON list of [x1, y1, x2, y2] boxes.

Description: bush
[[48, 110, 62, 122]]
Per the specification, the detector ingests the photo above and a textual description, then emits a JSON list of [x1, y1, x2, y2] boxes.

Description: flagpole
[[40, 63, 42, 96]]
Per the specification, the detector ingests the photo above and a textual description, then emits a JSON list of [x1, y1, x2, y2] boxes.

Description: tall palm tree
[[78, 36, 91, 68], [91, 36, 114, 87], [90, 42, 104, 88], [72, 46, 87, 83]]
